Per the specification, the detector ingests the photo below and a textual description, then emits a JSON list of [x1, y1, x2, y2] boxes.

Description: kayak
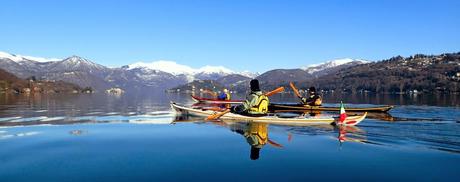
[[269, 104, 393, 112], [191, 95, 244, 104], [171, 102, 366, 126], [191, 95, 393, 112]]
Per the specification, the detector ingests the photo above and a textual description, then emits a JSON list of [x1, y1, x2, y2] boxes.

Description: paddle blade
[[203, 107, 227, 112], [206, 109, 230, 120], [265, 87, 284, 97], [202, 89, 217, 97], [268, 139, 283, 148], [289, 82, 302, 98]]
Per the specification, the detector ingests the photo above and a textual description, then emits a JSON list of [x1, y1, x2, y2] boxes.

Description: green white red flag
[[338, 101, 347, 125]]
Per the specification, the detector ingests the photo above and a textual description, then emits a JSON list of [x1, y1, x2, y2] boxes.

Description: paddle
[[264, 86, 285, 97], [289, 82, 302, 99], [267, 139, 283, 148], [202, 89, 217, 98], [206, 86, 285, 120], [206, 109, 231, 120], [202, 107, 227, 112]]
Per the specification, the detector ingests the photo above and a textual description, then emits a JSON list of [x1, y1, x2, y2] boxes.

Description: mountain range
[[171, 53, 460, 94], [170, 58, 368, 92], [0, 51, 259, 92], [2, 51, 458, 94]]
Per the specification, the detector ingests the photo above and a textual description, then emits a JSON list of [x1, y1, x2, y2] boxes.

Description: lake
[[0, 92, 459, 181]]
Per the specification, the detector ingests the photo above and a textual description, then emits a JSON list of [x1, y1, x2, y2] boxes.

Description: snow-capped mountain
[[0, 52, 113, 90], [128, 60, 196, 76], [0, 52, 55, 78], [48, 56, 109, 74], [106, 67, 188, 90], [238, 70, 259, 78], [127, 60, 245, 81], [194, 65, 233, 80], [0, 51, 61, 62], [0, 51, 369, 93], [0, 52, 217, 91], [302, 58, 369, 76]]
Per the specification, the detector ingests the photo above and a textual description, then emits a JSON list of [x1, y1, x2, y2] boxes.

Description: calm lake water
[[0, 92, 459, 181]]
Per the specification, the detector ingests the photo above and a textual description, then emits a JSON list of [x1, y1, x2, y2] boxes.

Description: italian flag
[[338, 101, 347, 125]]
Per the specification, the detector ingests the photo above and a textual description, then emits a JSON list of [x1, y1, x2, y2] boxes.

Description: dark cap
[[309, 87, 316, 93], [250, 79, 260, 92]]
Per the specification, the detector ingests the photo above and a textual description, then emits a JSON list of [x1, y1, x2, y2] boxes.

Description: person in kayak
[[217, 88, 231, 100], [217, 88, 231, 109], [231, 79, 269, 115], [301, 86, 322, 106]]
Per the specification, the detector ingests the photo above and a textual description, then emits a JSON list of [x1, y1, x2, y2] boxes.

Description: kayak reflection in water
[[337, 125, 367, 145], [229, 122, 282, 160]]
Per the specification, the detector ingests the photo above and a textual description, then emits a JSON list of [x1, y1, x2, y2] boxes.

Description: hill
[[0, 68, 80, 94], [295, 53, 460, 93]]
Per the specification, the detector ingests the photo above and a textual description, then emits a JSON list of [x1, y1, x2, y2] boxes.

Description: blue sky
[[1, 0, 459, 72]]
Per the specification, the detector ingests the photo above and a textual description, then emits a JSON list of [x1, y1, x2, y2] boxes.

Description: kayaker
[[301, 86, 322, 106], [217, 88, 231, 100], [231, 79, 269, 115]]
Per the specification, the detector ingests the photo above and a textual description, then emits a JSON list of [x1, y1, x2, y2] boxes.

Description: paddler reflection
[[173, 115, 285, 160], [229, 122, 282, 160], [303, 110, 322, 117]]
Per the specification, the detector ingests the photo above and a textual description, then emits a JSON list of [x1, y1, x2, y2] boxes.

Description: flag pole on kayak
[[338, 101, 347, 125]]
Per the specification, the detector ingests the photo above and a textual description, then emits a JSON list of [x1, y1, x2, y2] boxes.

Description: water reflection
[[0, 130, 41, 140], [0, 92, 459, 155], [229, 122, 277, 160], [173, 116, 277, 160], [69, 130, 86, 136], [173, 114, 367, 160], [338, 125, 366, 144], [0, 113, 175, 127]]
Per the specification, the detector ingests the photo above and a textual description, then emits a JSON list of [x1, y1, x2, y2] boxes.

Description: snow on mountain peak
[[0, 51, 22, 62], [22, 55, 61, 62], [63, 55, 91, 63], [239, 70, 259, 78], [128, 60, 237, 76], [302, 58, 369, 74], [0, 51, 61, 62], [197, 65, 233, 74], [128, 60, 196, 75]]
